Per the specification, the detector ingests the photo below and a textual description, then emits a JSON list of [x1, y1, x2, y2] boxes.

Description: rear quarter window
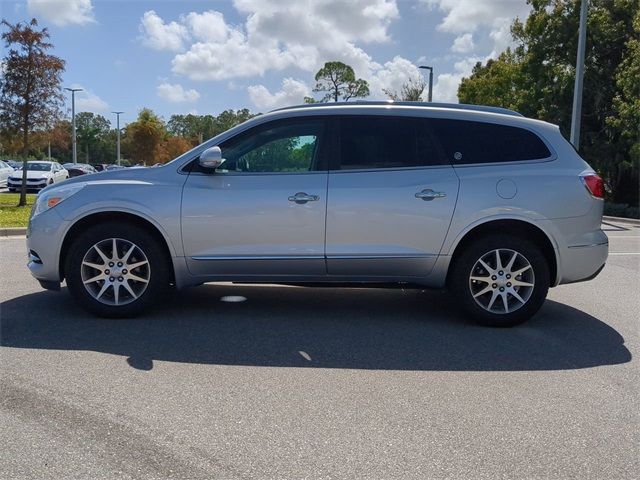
[[431, 119, 551, 164]]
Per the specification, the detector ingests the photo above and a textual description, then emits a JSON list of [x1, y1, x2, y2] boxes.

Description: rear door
[[325, 115, 459, 277]]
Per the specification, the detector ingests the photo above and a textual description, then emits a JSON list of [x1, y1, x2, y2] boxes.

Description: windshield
[[26, 162, 52, 171]]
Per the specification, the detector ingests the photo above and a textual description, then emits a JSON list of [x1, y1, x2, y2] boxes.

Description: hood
[[38, 165, 160, 195], [64, 166, 156, 185]]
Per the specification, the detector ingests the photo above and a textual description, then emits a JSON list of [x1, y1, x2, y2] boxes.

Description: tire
[[48, 179, 53, 185], [65, 222, 171, 318], [450, 234, 550, 327]]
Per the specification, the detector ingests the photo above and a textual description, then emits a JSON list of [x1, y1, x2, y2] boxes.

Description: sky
[[2, 0, 533, 125]]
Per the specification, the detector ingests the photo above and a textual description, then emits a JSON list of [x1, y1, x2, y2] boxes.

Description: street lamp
[[112, 111, 124, 166], [419, 65, 434, 102], [570, 0, 588, 149], [64, 87, 82, 164]]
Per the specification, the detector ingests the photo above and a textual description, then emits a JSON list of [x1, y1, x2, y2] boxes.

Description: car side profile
[[26, 102, 608, 326], [63, 163, 98, 177], [8, 160, 69, 192]]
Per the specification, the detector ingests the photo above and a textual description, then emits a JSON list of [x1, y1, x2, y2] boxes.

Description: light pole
[[64, 87, 82, 164], [570, 0, 588, 149], [419, 65, 433, 102], [112, 111, 124, 166]]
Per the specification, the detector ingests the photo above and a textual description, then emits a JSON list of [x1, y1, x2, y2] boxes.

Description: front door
[[326, 115, 459, 277], [181, 117, 329, 277]]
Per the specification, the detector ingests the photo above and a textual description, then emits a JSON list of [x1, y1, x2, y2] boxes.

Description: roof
[[271, 101, 523, 117]]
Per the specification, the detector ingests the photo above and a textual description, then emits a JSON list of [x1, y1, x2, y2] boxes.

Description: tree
[[155, 135, 192, 164], [458, 0, 639, 205], [606, 6, 640, 206], [312, 61, 370, 102], [383, 77, 426, 101], [457, 49, 527, 111], [167, 109, 256, 146], [122, 108, 166, 166], [0, 19, 65, 206], [75, 112, 111, 163]]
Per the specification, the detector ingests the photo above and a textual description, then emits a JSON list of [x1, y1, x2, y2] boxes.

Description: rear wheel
[[450, 234, 550, 327], [65, 222, 171, 317]]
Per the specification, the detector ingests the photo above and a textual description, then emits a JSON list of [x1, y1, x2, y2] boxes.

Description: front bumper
[[8, 179, 48, 190], [26, 207, 69, 289]]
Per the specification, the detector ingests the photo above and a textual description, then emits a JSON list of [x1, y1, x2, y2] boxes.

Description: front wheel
[[65, 223, 171, 317], [450, 234, 550, 327]]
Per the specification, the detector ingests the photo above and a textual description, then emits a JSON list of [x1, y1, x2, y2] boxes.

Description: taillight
[[581, 174, 605, 199]]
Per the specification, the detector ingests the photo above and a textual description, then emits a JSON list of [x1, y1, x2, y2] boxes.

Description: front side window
[[217, 120, 325, 173], [337, 116, 444, 170], [430, 119, 552, 164]]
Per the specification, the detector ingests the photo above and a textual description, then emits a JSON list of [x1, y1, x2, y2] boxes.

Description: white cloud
[[421, 1, 531, 103], [432, 55, 482, 103], [248, 78, 311, 110], [67, 84, 108, 112], [139, 10, 188, 52], [184, 10, 230, 43], [451, 33, 475, 53], [422, 0, 529, 34], [157, 82, 201, 103], [141, 1, 399, 81], [27, 0, 95, 26], [368, 56, 424, 99]]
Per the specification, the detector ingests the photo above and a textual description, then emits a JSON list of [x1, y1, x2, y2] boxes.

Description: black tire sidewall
[[65, 222, 170, 318], [451, 234, 550, 327]]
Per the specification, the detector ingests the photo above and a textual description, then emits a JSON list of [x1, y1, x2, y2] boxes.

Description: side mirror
[[198, 146, 225, 169]]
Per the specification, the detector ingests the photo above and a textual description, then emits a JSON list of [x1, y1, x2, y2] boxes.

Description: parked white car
[[7, 161, 69, 192], [0, 160, 14, 187]]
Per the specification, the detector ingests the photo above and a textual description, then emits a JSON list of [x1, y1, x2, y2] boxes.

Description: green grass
[[0, 193, 37, 228]]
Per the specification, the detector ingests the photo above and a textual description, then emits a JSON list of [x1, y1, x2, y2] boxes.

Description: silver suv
[[26, 102, 608, 326]]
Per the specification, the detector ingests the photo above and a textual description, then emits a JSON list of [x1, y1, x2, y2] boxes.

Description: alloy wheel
[[468, 248, 535, 314], [81, 238, 151, 306]]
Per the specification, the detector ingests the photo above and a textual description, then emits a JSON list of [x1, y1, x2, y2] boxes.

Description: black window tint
[[338, 116, 443, 170], [216, 119, 325, 173], [431, 119, 551, 164]]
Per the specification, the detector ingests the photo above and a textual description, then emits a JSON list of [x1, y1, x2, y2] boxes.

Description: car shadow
[[1, 284, 631, 371]]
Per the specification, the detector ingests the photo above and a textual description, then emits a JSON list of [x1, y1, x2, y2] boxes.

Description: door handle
[[288, 192, 320, 204], [415, 189, 446, 201]]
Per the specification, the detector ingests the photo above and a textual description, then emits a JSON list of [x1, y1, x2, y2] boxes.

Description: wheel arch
[[446, 218, 559, 287], [59, 210, 176, 284]]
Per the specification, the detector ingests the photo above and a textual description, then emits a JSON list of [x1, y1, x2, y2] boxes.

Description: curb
[[603, 215, 640, 226], [0, 227, 26, 237]]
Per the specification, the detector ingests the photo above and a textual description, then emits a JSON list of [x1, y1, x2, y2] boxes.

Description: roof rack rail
[[271, 101, 523, 117]]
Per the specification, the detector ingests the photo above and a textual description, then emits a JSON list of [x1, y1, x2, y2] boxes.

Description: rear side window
[[431, 119, 551, 164], [337, 116, 445, 170]]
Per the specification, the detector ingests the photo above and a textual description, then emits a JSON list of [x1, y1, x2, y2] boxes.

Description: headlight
[[32, 183, 85, 217]]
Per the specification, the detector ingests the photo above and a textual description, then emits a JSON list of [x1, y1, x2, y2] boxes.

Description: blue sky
[[3, 1, 532, 125]]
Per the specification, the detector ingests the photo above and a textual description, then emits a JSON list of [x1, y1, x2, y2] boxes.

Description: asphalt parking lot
[[1, 221, 639, 479]]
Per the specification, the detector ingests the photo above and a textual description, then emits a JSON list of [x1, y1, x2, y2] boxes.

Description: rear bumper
[[558, 240, 608, 285]]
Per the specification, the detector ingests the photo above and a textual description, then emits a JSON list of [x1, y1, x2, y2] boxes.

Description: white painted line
[[298, 351, 312, 362]]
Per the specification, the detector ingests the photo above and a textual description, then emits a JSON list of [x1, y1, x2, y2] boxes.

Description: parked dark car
[[63, 163, 97, 177], [105, 165, 127, 171], [90, 164, 109, 172]]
